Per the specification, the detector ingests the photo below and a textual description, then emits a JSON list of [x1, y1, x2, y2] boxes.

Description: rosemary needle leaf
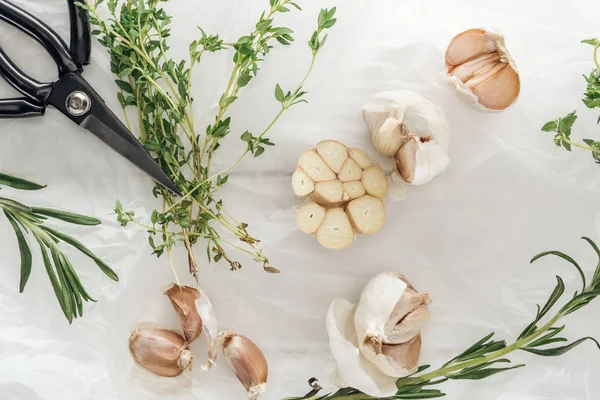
[[395, 390, 447, 399], [449, 364, 525, 380], [531, 250, 586, 292], [522, 337, 600, 357], [38, 240, 72, 324], [0, 173, 46, 191], [40, 226, 119, 282], [3, 211, 32, 292], [32, 207, 101, 226], [0, 197, 33, 213]]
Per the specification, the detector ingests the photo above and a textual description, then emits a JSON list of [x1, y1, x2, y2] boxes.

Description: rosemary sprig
[[0, 173, 118, 323], [288, 237, 600, 399], [79, 0, 336, 278], [542, 39, 600, 163]]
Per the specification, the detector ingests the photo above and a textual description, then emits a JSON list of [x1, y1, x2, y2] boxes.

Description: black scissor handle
[[0, 0, 79, 77], [0, 46, 52, 102], [0, 98, 44, 118], [67, 0, 91, 67]]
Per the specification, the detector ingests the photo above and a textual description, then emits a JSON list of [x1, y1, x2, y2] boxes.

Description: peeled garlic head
[[445, 28, 520, 112], [129, 327, 193, 377], [363, 91, 451, 154], [292, 140, 388, 249], [220, 332, 268, 400], [395, 136, 451, 186], [354, 272, 431, 377]]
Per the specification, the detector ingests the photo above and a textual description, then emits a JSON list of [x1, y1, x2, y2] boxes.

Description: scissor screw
[[66, 91, 91, 116]]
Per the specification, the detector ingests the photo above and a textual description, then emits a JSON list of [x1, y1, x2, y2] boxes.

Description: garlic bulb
[[363, 91, 451, 186], [220, 331, 268, 400], [445, 28, 520, 112], [164, 284, 203, 344], [326, 272, 431, 398], [129, 327, 193, 377], [293, 140, 388, 249]]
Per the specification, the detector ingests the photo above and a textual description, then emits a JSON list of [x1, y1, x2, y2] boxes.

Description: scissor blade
[[81, 114, 182, 196]]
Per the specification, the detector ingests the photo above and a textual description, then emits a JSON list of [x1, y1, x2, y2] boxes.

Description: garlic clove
[[129, 327, 193, 377], [338, 157, 363, 182], [371, 117, 409, 157], [298, 150, 336, 182], [313, 180, 344, 206], [316, 140, 348, 174], [164, 284, 203, 344], [220, 332, 268, 400], [445, 28, 520, 112], [470, 63, 520, 111], [361, 166, 389, 198], [316, 208, 355, 250], [346, 195, 386, 235], [445, 28, 496, 66], [348, 148, 373, 170], [343, 181, 366, 200], [291, 168, 315, 197], [381, 334, 422, 373], [395, 136, 450, 186], [295, 202, 327, 234], [327, 298, 398, 398], [386, 305, 430, 344], [448, 52, 500, 82]]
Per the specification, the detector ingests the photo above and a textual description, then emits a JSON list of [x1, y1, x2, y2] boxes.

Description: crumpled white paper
[[1, 0, 600, 399]]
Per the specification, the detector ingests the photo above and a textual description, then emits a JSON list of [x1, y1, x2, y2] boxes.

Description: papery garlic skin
[[164, 284, 203, 344], [354, 272, 431, 378], [445, 28, 520, 112], [220, 332, 268, 400], [129, 327, 193, 377], [327, 298, 398, 398]]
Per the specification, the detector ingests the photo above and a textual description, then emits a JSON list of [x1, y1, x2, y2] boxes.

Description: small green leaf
[[522, 337, 600, 356], [115, 79, 134, 94], [254, 145, 265, 157], [32, 208, 101, 226], [582, 38, 598, 45], [4, 211, 32, 292], [541, 120, 558, 132], [275, 84, 284, 102], [37, 239, 70, 323], [0, 173, 46, 190]]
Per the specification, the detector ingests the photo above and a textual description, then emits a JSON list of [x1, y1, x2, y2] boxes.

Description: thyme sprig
[[288, 237, 600, 399], [0, 173, 118, 323], [542, 39, 600, 163], [79, 0, 336, 278]]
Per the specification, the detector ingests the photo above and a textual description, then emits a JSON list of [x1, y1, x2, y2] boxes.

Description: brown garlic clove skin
[[445, 28, 520, 112], [164, 284, 203, 344], [129, 327, 193, 377], [220, 332, 268, 400]]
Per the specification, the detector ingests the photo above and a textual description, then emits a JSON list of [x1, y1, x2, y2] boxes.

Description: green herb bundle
[[288, 237, 600, 399], [542, 39, 600, 163], [79, 0, 336, 278], [0, 173, 118, 323]]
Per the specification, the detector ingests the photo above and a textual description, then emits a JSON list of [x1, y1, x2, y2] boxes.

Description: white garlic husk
[[445, 28, 520, 112], [363, 91, 451, 186], [326, 272, 431, 398]]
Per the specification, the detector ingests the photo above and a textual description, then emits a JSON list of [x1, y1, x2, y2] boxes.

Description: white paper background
[[1, 0, 600, 399]]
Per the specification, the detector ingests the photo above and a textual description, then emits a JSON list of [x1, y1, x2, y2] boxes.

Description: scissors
[[0, 0, 182, 196]]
